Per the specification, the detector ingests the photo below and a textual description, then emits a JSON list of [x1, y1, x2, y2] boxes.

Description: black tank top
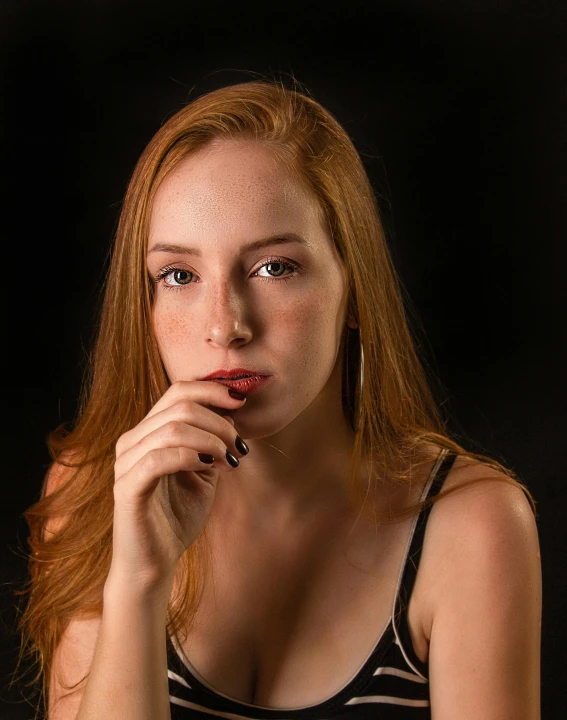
[[167, 448, 458, 719]]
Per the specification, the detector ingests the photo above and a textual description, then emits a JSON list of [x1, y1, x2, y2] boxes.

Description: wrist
[[104, 564, 174, 610]]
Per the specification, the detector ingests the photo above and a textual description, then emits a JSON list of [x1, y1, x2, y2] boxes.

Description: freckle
[[158, 309, 192, 341]]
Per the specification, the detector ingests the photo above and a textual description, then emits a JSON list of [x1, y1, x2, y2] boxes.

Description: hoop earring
[[355, 338, 365, 433]]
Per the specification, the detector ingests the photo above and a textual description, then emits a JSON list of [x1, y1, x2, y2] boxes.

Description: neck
[[213, 384, 365, 535]]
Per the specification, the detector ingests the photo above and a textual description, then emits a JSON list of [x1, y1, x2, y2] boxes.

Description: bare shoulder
[[50, 614, 102, 720], [42, 454, 103, 719], [422, 454, 540, 610], [419, 454, 542, 718], [431, 454, 538, 557], [432, 453, 537, 532]]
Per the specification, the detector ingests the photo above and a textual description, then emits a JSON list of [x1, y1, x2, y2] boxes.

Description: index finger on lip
[[144, 380, 244, 422]]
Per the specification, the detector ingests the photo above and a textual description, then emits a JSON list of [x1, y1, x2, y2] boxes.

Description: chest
[[171, 513, 431, 708]]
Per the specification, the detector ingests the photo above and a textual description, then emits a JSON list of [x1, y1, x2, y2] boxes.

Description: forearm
[[75, 576, 172, 720]]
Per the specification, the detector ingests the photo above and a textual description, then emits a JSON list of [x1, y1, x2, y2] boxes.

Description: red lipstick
[[200, 368, 271, 396], [201, 368, 266, 380]]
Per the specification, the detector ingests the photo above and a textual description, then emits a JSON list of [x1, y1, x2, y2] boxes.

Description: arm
[[48, 380, 247, 718], [72, 578, 173, 720], [46, 460, 174, 720], [49, 580, 173, 720], [427, 478, 542, 719]]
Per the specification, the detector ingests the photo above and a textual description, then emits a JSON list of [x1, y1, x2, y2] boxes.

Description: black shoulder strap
[[393, 449, 458, 674], [399, 449, 458, 607]]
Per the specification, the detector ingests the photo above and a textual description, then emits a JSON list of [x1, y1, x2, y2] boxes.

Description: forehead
[[149, 140, 325, 242]]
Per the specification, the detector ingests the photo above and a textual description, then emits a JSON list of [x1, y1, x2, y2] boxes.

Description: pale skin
[[148, 138, 363, 534], [47, 138, 542, 719]]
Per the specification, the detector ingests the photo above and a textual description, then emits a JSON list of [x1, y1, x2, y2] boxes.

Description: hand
[[109, 380, 248, 592]]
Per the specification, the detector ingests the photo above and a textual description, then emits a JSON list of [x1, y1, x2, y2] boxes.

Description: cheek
[[152, 302, 195, 373], [281, 288, 345, 361]]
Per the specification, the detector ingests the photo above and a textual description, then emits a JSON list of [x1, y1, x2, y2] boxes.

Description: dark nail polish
[[228, 388, 247, 400], [235, 436, 249, 455], [226, 450, 239, 468], [198, 453, 214, 464]]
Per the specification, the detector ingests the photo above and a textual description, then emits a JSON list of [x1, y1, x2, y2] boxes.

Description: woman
[[16, 80, 541, 719]]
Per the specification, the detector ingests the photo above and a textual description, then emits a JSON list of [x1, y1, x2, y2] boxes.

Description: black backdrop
[[1, 1, 565, 718]]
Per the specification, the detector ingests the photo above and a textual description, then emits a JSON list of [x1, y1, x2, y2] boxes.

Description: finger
[[113, 446, 218, 504], [115, 420, 241, 480], [145, 380, 246, 422], [116, 397, 246, 462]]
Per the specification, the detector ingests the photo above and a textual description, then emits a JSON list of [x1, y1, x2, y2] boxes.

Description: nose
[[205, 280, 253, 348]]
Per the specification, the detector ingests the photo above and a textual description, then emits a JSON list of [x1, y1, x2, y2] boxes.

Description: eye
[[157, 268, 193, 287], [255, 257, 299, 283], [152, 257, 299, 290], [151, 265, 195, 290]]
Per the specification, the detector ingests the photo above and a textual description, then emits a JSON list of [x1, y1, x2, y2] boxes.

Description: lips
[[215, 375, 253, 380], [205, 375, 271, 395], [201, 368, 266, 380]]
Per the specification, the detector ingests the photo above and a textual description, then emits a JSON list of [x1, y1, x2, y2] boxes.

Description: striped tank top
[[167, 448, 458, 719]]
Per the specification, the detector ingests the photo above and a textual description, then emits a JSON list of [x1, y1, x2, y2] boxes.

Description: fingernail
[[226, 450, 239, 468], [198, 453, 214, 464], [228, 389, 247, 400], [235, 436, 249, 455]]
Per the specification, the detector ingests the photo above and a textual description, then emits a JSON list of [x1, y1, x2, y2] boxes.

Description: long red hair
[[12, 79, 536, 718]]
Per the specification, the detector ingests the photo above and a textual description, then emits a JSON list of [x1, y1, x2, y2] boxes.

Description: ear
[[346, 315, 359, 330]]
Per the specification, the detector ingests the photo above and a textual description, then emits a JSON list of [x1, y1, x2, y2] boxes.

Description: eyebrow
[[148, 233, 312, 257]]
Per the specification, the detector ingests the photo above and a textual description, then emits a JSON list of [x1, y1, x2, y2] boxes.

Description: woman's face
[[147, 139, 352, 439]]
